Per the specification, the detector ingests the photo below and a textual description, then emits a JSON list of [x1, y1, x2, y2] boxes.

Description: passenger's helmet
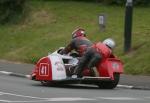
[[72, 28, 86, 39], [103, 38, 116, 49]]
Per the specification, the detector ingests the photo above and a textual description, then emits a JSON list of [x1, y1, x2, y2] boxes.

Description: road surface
[[0, 60, 150, 103], [0, 74, 150, 103]]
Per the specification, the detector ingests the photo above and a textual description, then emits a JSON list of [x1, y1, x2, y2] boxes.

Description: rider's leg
[[87, 52, 102, 76], [87, 51, 101, 68], [75, 50, 92, 78]]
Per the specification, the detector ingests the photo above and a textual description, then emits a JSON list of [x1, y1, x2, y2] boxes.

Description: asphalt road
[[1, 74, 150, 103], [0, 60, 150, 103]]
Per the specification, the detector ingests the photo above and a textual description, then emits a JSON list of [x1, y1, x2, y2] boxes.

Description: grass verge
[[0, 0, 150, 75]]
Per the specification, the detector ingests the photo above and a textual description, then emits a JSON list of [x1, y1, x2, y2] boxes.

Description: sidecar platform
[[50, 76, 112, 84]]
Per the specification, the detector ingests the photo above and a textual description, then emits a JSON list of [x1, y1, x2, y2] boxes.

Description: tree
[[0, 0, 26, 24]]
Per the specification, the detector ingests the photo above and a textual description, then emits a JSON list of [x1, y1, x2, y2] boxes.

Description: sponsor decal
[[55, 61, 64, 71], [112, 62, 119, 70]]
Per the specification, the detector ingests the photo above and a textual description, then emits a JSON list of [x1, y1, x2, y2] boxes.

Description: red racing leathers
[[92, 42, 112, 59]]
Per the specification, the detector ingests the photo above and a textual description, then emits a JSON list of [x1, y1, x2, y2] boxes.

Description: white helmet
[[103, 38, 116, 49]]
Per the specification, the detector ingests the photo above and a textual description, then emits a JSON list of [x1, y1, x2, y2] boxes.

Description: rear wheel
[[97, 73, 120, 89]]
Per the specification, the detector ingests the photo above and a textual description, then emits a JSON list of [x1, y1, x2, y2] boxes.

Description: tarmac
[[119, 74, 150, 90]]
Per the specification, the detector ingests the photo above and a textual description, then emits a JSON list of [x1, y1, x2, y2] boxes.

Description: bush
[[134, 0, 150, 5], [96, 0, 150, 5], [0, 0, 26, 24]]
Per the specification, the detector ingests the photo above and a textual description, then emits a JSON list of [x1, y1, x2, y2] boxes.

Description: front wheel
[[97, 73, 120, 89]]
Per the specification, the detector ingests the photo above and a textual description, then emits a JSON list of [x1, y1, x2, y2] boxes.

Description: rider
[[75, 38, 116, 78], [59, 28, 93, 56]]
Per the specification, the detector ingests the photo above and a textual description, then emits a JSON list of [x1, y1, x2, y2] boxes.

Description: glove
[[58, 49, 64, 55]]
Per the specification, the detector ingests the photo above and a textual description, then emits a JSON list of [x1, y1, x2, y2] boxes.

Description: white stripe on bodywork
[[48, 55, 66, 80]]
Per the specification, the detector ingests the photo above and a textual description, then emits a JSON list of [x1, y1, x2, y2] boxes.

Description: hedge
[[0, 0, 26, 24]]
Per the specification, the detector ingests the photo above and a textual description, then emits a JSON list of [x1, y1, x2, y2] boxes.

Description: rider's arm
[[62, 43, 73, 54], [59, 40, 75, 54]]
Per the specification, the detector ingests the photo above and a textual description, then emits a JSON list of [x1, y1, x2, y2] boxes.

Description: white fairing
[[48, 55, 67, 80], [68, 58, 78, 66]]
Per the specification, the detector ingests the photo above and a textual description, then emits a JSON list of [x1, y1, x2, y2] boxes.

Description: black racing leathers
[[76, 48, 102, 77]]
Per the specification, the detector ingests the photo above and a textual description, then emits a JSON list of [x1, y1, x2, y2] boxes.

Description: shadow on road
[[31, 83, 117, 90]]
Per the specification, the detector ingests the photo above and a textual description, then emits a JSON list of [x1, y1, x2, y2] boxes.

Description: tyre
[[97, 73, 120, 89]]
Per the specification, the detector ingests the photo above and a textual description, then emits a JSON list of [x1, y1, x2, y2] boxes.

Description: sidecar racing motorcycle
[[31, 47, 123, 89]]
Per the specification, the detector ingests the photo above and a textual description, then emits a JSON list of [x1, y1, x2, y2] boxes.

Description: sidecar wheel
[[97, 73, 120, 89]]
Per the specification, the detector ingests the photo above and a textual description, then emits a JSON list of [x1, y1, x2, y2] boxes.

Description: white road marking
[[25, 75, 31, 79], [0, 98, 95, 103], [0, 91, 148, 102], [0, 93, 3, 95], [0, 100, 48, 103], [48, 97, 95, 101], [144, 97, 150, 99], [0, 97, 146, 103], [0, 91, 47, 99], [97, 97, 141, 100], [0, 98, 94, 103], [0, 91, 95, 102], [8, 98, 95, 102], [117, 84, 133, 89], [0, 71, 12, 75], [0, 100, 11, 102]]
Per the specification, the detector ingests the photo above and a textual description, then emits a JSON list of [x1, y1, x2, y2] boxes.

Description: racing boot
[[76, 67, 83, 78], [91, 67, 99, 77], [73, 66, 83, 78], [69, 65, 76, 75]]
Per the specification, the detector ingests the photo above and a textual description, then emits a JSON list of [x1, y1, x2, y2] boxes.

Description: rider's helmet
[[102, 38, 116, 49], [72, 28, 86, 39]]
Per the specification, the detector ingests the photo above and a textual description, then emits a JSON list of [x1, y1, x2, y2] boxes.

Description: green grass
[[0, 1, 150, 75]]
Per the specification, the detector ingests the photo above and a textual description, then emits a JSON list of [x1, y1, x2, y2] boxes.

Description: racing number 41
[[39, 63, 49, 76]]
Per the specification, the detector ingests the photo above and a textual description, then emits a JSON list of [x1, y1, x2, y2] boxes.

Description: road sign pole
[[124, 0, 133, 53]]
